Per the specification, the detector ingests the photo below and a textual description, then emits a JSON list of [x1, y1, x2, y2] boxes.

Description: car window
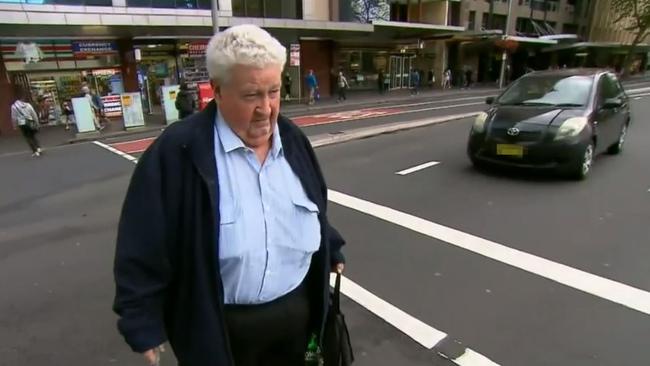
[[498, 75, 593, 107], [598, 74, 620, 104]]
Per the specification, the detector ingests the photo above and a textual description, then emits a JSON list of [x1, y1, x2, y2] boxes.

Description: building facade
[[1, 0, 646, 135]]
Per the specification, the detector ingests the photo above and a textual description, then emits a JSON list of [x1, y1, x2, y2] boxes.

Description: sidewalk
[[0, 86, 496, 155], [2, 75, 648, 156]]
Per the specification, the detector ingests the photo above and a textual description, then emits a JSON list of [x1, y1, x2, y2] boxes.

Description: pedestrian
[[377, 70, 385, 94], [337, 71, 349, 102], [10, 86, 42, 157], [62, 99, 75, 131], [443, 68, 452, 89], [305, 69, 318, 105], [410, 68, 420, 95], [113, 24, 347, 366], [428, 69, 435, 88], [82, 86, 104, 131], [283, 71, 292, 101], [175, 82, 196, 119], [465, 68, 473, 88]]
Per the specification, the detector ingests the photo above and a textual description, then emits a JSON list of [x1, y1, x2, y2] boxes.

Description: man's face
[[213, 64, 282, 148]]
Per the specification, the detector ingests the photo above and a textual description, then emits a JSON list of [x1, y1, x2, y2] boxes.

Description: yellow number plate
[[496, 144, 524, 157]]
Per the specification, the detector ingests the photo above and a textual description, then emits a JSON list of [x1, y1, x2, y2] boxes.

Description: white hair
[[206, 24, 287, 84]]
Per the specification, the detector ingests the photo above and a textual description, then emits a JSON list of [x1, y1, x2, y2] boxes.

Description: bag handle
[[332, 271, 342, 314]]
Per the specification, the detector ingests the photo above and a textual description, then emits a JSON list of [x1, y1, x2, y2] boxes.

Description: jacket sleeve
[[113, 141, 171, 353], [300, 131, 346, 265]]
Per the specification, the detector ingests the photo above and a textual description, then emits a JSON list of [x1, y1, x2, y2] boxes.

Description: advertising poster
[[162, 85, 180, 124], [198, 82, 213, 111], [121, 92, 145, 129], [71, 97, 96, 133]]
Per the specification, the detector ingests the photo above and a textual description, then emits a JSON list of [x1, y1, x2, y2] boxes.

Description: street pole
[[211, 0, 219, 34], [498, 0, 515, 89]]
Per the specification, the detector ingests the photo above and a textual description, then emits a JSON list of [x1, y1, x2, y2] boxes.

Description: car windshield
[[498, 75, 593, 107]]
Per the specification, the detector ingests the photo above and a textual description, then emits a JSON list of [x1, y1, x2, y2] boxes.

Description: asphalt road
[[316, 94, 650, 365], [0, 90, 649, 365]]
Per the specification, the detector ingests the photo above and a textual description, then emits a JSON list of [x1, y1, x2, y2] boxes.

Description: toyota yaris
[[468, 69, 630, 179]]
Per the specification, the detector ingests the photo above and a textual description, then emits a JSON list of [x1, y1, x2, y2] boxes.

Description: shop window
[[232, 0, 300, 19], [127, 0, 152, 6], [197, 0, 211, 9]]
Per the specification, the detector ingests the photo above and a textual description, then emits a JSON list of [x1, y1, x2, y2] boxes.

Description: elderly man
[[113, 25, 346, 366]]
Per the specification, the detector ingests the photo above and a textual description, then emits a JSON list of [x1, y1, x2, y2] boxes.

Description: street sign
[[290, 44, 300, 66]]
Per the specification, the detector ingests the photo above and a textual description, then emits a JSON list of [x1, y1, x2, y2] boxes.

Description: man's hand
[[143, 345, 165, 366], [333, 263, 345, 274]]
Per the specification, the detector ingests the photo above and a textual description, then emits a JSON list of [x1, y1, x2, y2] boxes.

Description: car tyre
[[567, 143, 594, 180], [607, 122, 628, 155]]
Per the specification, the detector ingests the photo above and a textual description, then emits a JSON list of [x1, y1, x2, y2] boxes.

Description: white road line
[[331, 274, 447, 349], [92, 141, 138, 163], [328, 190, 650, 316], [396, 161, 440, 175], [94, 140, 499, 365], [332, 274, 499, 365]]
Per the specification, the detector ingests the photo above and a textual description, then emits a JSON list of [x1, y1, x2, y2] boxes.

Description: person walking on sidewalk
[[443, 68, 452, 89], [82, 86, 104, 131], [410, 68, 420, 95], [305, 69, 318, 105], [10, 86, 42, 157], [284, 71, 292, 101], [113, 24, 347, 366], [378, 70, 385, 94], [336, 71, 349, 102], [175, 82, 196, 119]]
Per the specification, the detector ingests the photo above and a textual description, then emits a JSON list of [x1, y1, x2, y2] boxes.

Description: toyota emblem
[[507, 127, 520, 136]]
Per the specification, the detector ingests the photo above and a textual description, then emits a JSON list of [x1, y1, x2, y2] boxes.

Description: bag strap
[[333, 272, 342, 313]]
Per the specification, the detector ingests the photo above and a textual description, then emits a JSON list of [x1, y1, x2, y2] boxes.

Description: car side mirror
[[485, 96, 495, 105], [603, 98, 622, 109]]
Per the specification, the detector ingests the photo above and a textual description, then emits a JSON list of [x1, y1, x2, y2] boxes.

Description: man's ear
[[211, 80, 222, 102]]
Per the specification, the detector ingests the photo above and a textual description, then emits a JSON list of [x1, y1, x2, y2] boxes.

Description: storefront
[[335, 48, 425, 91], [1, 39, 124, 125]]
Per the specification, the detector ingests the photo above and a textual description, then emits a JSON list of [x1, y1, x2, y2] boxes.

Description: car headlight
[[555, 117, 588, 140], [472, 112, 489, 133]]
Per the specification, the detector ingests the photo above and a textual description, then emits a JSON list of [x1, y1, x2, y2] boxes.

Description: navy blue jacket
[[113, 101, 346, 365]]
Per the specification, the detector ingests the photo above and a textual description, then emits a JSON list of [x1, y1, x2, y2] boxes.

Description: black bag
[[322, 272, 354, 366]]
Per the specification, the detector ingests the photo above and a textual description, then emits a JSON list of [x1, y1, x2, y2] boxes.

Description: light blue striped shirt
[[214, 110, 322, 305]]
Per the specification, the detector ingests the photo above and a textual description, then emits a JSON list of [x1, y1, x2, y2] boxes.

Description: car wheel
[[607, 123, 628, 155], [470, 155, 486, 170], [568, 143, 594, 180]]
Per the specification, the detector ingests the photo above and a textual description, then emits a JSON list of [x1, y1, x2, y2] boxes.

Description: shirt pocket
[[218, 203, 245, 259], [276, 194, 322, 266]]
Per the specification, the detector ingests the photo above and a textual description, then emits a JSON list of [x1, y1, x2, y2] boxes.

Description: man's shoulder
[[278, 114, 307, 143], [155, 112, 208, 151]]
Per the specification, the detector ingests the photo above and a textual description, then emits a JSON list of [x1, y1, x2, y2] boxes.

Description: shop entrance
[[389, 55, 415, 89]]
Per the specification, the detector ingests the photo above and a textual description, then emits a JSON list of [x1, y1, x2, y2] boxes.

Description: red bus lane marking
[[293, 107, 403, 126], [110, 137, 156, 154], [109, 107, 403, 153]]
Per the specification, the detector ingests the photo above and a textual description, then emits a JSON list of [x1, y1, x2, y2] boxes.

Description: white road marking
[[92, 141, 138, 163], [331, 274, 446, 349], [328, 190, 650, 316], [626, 86, 650, 94], [396, 161, 440, 175], [94, 141, 500, 365], [332, 274, 499, 365]]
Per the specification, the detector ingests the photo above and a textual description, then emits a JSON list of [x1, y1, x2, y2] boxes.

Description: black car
[[467, 69, 630, 179]]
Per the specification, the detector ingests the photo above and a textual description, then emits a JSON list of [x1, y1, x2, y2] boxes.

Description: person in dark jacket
[[175, 82, 196, 119], [113, 24, 346, 366]]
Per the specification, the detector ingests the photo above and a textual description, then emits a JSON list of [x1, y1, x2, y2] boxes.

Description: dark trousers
[[337, 87, 347, 101], [19, 125, 40, 153], [224, 283, 311, 366]]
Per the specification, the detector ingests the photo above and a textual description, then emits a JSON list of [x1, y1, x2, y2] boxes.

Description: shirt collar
[[215, 108, 283, 158]]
